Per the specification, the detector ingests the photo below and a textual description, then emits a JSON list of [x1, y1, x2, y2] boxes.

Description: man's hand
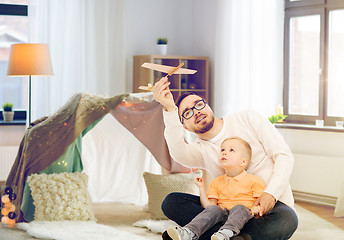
[[252, 192, 276, 217], [250, 205, 260, 217], [153, 77, 176, 112]]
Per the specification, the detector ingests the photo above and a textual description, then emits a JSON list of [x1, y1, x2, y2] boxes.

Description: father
[[153, 77, 298, 240]]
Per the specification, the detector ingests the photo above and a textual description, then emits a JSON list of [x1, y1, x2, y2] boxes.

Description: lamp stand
[[28, 75, 32, 125]]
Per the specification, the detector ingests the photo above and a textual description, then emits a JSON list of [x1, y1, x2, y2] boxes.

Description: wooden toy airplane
[[138, 62, 197, 91]]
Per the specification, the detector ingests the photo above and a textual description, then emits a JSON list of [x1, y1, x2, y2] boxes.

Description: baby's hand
[[194, 177, 204, 188], [251, 205, 260, 217]]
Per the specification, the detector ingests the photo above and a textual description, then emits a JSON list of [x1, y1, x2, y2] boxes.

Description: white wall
[[124, 0, 194, 92], [279, 128, 344, 198], [191, 0, 218, 106], [0, 126, 25, 146]]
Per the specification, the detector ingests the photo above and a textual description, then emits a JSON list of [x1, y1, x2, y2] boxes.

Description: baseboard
[[293, 190, 337, 207]]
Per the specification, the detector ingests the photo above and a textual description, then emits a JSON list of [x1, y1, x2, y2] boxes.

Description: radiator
[[291, 153, 344, 206], [0, 146, 18, 181]]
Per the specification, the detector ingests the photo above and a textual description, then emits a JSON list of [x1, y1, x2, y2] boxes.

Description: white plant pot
[[3, 111, 14, 121], [157, 44, 167, 55]]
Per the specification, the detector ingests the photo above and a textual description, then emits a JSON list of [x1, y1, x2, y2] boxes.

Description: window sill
[[275, 122, 344, 133], [0, 120, 26, 126]]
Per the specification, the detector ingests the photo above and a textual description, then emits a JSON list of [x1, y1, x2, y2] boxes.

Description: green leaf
[[269, 114, 287, 124]]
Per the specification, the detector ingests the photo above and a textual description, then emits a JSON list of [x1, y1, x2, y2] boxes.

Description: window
[[0, 1, 28, 110], [284, 0, 344, 126]]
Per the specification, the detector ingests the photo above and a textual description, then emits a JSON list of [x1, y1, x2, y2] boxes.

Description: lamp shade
[[7, 43, 53, 76]]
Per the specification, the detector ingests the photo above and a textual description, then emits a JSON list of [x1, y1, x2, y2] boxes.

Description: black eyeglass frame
[[181, 99, 207, 123]]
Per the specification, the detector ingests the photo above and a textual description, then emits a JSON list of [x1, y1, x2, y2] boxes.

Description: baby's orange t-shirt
[[207, 170, 265, 210]]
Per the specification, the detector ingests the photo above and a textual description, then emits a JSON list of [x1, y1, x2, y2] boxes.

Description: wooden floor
[[296, 200, 344, 230]]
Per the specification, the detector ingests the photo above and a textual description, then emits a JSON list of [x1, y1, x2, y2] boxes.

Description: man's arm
[[153, 77, 204, 168], [248, 110, 294, 215], [250, 175, 269, 217]]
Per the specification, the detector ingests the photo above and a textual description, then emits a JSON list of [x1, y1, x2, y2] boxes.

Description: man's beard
[[194, 116, 215, 134]]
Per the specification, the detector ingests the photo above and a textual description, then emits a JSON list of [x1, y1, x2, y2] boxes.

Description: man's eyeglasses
[[181, 99, 207, 123]]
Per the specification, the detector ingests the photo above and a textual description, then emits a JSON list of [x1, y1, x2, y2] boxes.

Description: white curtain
[[213, 0, 284, 117], [29, 0, 126, 120]]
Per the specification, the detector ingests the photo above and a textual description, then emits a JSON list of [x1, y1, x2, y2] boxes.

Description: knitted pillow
[[143, 170, 202, 219], [334, 180, 344, 217], [27, 172, 96, 221]]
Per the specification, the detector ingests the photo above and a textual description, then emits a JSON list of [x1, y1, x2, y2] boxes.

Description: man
[[153, 77, 298, 240]]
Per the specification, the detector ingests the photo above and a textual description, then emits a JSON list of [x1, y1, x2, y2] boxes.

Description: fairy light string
[[1, 186, 17, 226]]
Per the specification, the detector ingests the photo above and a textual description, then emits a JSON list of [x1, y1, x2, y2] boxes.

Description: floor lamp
[[7, 44, 53, 125]]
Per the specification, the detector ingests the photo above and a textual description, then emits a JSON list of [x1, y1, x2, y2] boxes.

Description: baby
[[167, 137, 265, 240]]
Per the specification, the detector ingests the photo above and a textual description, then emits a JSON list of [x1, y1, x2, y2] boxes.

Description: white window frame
[[284, 0, 344, 126]]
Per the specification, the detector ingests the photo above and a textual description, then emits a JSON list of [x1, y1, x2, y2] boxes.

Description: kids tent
[[4, 92, 188, 222]]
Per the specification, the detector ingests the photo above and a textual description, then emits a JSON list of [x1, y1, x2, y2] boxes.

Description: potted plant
[[157, 37, 168, 55], [268, 114, 287, 124], [2, 102, 14, 121]]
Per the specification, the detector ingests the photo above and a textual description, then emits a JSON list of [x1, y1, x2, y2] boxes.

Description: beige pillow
[[334, 180, 344, 217], [143, 170, 202, 219], [27, 172, 96, 221]]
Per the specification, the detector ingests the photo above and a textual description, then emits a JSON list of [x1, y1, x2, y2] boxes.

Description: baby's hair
[[222, 137, 252, 165]]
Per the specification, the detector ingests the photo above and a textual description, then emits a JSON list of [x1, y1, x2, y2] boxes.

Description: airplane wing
[[138, 85, 153, 91], [141, 63, 197, 75]]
